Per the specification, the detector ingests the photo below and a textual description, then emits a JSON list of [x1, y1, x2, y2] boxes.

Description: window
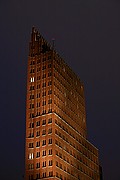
[[42, 172, 46, 178], [42, 161, 46, 167], [60, 174, 63, 180], [29, 143, 33, 148], [60, 163, 62, 169], [37, 75, 40, 80], [30, 104, 34, 109], [37, 93, 40, 98], [42, 74, 46, 78], [30, 94, 34, 99], [36, 163, 40, 168], [36, 141, 40, 147], [48, 138, 52, 144], [49, 171, 53, 177], [36, 121, 40, 127], [56, 161, 58, 167], [48, 118, 52, 124], [30, 77, 34, 82], [42, 129, 46, 135], [36, 131, 40, 137], [37, 67, 40, 72], [48, 99, 52, 104], [42, 150, 46, 156], [28, 164, 34, 170], [28, 153, 34, 159], [48, 109, 52, 113], [42, 140, 46, 146], [49, 160, 53, 166], [37, 59, 40, 64], [48, 64, 52, 68], [48, 128, 52, 134], [36, 152, 40, 158], [48, 81, 52, 86], [42, 82, 46, 87], [36, 173, 40, 179], [48, 56, 51, 60], [56, 172, 59, 177], [42, 58, 46, 62], [42, 110, 46, 114], [29, 122, 34, 128], [37, 102, 40, 107], [42, 65, 46, 70], [48, 72, 52, 77], [42, 91, 46, 96], [48, 90, 52, 95], [42, 119, 46, 125], [42, 101, 46, 106], [48, 149, 52, 155], [37, 84, 40, 89]]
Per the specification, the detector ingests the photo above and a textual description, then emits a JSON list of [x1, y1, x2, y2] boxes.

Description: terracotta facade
[[25, 27, 100, 180]]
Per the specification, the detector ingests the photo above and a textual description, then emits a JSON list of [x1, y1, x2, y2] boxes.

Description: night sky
[[0, 0, 120, 179]]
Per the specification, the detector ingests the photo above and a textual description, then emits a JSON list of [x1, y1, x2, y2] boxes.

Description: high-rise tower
[[25, 27, 100, 180]]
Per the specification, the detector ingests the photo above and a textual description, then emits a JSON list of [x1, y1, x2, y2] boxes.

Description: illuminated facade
[[25, 27, 100, 180]]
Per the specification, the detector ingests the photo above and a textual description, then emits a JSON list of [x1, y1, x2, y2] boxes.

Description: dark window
[[36, 121, 40, 127], [36, 162, 40, 168], [48, 138, 52, 144], [49, 160, 53, 166], [36, 141, 40, 147], [48, 72, 51, 76], [36, 131, 40, 137], [36, 152, 40, 158], [42, 150, 46, 156], [48, 90, 52, 95], [49, 171, 53, 177], [48, 99, 52, 104], [48, 81, 52, 86], [42, 161, 46, 167], [48, 149, 52, 155], [48, 118, 52, 124], [42, 65, 46, 70], [42, 82, 46, 87], [42, 129, 46, 135], [42, 140, 46, 146], [42, 119, 46, 125], [48, 128, 52, 134], [42, 172, 46, 178], [48, 64, 52, 68]]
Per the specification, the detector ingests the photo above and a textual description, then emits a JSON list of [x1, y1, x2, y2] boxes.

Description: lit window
[[30, 77, 34, 82], [28, 153, 34, 159]]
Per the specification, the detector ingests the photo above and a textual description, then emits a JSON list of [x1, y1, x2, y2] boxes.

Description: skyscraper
[[25, 27, 100, 180]]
